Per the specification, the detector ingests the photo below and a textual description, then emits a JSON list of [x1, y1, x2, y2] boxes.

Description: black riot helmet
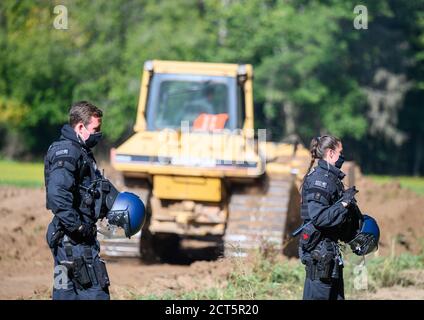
[[82, 178, 146, 238], [349, 215, 380, 256], [106, 192, 146, 238]]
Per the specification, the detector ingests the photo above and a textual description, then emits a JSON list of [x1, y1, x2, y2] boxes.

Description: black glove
[[341, 186, 359, 207], [76, 223, 96, 240]]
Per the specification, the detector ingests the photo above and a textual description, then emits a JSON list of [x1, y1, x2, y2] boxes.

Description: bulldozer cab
[[145, 74, 242, 131], [134, 60, 254, 134]]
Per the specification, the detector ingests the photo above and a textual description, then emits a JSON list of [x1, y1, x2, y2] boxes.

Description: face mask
[[335, 153, 345, 169], [85, 132, 102, 148], [81, 125, 102, 148]]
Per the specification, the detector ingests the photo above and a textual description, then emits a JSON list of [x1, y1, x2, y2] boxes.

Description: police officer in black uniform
[[45, 101, 110, 300], [298, 135, 358, 300]]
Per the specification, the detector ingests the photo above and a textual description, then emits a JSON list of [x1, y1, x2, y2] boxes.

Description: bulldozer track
[[224, 175, 295, 257], [99, 174, 300, 260]]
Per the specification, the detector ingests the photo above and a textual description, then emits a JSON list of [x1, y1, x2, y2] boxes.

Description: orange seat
[[193, 113, 229, 131]]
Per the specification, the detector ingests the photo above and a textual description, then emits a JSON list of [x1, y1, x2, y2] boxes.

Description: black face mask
[[84, 132, 103, 148], [335, 153, 345, 169]]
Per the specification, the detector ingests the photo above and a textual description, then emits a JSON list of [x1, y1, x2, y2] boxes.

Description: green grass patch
[[135, 241, 424, 300], [0, 160, 44, 187], [368, 175, 424, 195], [137, 253, 305, 300], [343, 249, 424, 298]]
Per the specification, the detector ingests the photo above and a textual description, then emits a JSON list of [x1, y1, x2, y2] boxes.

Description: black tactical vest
[[300, 167, 345, 221], [44, 139, 101, 225]]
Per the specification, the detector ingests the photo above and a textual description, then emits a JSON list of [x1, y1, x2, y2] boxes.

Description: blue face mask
[[335, 153, 345, 169]]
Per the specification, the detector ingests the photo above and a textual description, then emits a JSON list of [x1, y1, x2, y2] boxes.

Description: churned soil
[[0, 172, 423, 299]]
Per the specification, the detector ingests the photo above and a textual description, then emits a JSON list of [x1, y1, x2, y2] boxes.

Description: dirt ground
[[0, 173, 423, 300], [0, 186, 233, 299], [355, 175, 424, 256]]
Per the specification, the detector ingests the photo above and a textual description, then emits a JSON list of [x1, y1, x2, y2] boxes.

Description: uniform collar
[[317, 159, 346, 180], [60, 124, 90, 150]]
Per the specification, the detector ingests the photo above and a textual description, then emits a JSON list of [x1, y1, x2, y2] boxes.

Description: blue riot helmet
[[106, 192, 146, 238], [348, 215, 380, 256]]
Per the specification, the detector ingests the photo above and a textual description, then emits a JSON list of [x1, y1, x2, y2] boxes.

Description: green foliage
[[0, 0, 422, 174]]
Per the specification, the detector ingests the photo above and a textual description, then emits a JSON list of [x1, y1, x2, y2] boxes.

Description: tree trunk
[[283, 100, 297, 138], [413, 133, 422, 176]]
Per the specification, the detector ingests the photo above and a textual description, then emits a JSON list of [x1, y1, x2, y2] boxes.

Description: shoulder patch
[[314, 180, 328, 189], [55, 149, 69, 156], [49, 140, 82, 160]]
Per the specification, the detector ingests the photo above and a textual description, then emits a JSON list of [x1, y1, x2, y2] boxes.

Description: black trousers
[[50, 240, 110, 300], [47, 223, 110, 300], [302, 276, 345, 300], [299, 242, 344, 300]]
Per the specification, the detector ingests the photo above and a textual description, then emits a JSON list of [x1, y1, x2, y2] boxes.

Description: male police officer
[[45, 101, 110, 300]]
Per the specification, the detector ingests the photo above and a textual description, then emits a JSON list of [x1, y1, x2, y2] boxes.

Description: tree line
[[0, 0, 422, 175]]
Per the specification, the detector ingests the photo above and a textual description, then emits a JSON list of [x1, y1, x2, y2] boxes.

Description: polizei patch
[[314, 180, 328, 188], [55, 149, 69, 156]]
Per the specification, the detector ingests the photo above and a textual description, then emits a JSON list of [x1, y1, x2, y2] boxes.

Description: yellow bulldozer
[[99, 60, 313, 260]]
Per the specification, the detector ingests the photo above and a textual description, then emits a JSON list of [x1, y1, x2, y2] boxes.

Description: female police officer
[[299, 135, 358, 300]]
